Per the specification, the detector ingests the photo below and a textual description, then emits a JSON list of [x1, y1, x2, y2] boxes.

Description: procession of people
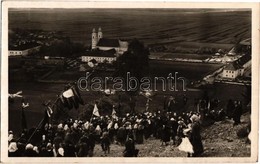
[[8, 89, 247, 158]]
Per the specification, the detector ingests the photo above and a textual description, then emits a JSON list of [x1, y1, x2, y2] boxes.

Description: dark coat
[[189, 122, 203, 156], [124, 138, 137, 157], [135, 128, 144, 144], [64, 143, 76, 157], [161, 126, 171, 143]]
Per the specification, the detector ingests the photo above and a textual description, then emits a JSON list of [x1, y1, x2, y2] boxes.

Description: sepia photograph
[[1, 1, 259, 163]]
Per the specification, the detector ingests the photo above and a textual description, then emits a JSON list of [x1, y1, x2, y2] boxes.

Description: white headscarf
[[190, 114, 200, 123], [58, 147, 64, 156], [8, 134, 14, 142], [73, 122, 78, 129], [8, 142, 18, 152], [107, 122, 113, 130], [33, 146, 39, 154], [64, 124, 69, 131], [114, 123, 119, 130], [57, 123, 63, 129], [25, 143, 34, 150], [95, 125, 102, 135], [84, 121, 89, 130], [133, 123, 138, 129]]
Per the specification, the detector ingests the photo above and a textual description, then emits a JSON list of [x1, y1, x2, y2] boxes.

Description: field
[[9, 9, 251, 47], [148, 60, 222, 80], [151, 53, 211, 60]]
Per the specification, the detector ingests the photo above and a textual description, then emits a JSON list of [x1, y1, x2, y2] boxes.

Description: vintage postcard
[[1, 1, 259, 163]]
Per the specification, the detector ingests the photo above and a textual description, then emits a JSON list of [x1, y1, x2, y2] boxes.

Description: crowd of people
[[8, 110, 204, 157], [8, 93, 247, 158]]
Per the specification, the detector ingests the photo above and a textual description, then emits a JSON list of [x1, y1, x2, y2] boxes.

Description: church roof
[[97, 38, 120, 47], [84, 49, 116, 57]]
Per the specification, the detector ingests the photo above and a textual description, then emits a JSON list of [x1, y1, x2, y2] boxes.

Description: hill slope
[[92, 113, 251, 157]]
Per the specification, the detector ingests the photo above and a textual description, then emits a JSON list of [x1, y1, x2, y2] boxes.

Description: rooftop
[[96, 38, 120, 47], [225, 54, 251, 71], [83, 49, 116, 57], [225, 62, 243, 71], [237, 54, 251, 66], [239, 38, 251, 46]]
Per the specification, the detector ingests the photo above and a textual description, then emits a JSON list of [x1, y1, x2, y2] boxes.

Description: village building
[[8, 43, 41, 56], [82, 27, 128, 64], [81, 49, 116, 63], [222, 54, 251, 80]]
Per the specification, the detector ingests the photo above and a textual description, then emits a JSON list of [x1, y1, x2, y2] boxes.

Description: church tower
[[98, 27, 103, 41], [92, 28, 98, 49]]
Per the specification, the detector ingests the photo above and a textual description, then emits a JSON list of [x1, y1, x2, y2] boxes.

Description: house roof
[[84, 49, 116, 57], [225, 62, 243, 71], [96, 38, 120, 47], [237, 54, 251, 66], [239, 38, 251, 46], [9, 43, 41, 51], [224, 55, 251, 71]]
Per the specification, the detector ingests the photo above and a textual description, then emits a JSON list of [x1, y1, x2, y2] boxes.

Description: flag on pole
[[56, 84, 84, 110], [112, 108, 116, 116], [112, 108, 118, 119], [42, 109, 49, 129], [21, 99, 29, 130], [9, 91, 23, 98], [46, 106, 53, 118], [62, 89, 74, 98], [93, 104, 100, 117]]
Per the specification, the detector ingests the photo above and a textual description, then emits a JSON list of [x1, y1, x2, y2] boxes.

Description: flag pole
[[89, 113, 94, 123], [26, 117, 45, 144]]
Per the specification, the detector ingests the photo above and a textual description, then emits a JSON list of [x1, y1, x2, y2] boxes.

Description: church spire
[[98, 27, 103, 41]]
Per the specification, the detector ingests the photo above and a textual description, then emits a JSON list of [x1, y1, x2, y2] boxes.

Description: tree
[[116, 39, 149, 79], [115, 39, 150, 113]]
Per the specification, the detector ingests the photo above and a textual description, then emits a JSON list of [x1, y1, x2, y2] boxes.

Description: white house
[[222, 54, 251, 80], [9, 43, 41, 56], [222, 63, 243, 79], [81, 49, 116, 64]]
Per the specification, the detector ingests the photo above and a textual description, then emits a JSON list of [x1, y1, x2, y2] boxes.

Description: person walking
[[189, 115, 203, 157], [123, 134, 138, 157], [233, 101, 243, 125]]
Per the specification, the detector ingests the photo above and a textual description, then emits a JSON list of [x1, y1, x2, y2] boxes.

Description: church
[[81, 27, 128, 64]]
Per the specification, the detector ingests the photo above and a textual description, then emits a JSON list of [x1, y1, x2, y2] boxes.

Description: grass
[[148, 60, 223, 80]]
